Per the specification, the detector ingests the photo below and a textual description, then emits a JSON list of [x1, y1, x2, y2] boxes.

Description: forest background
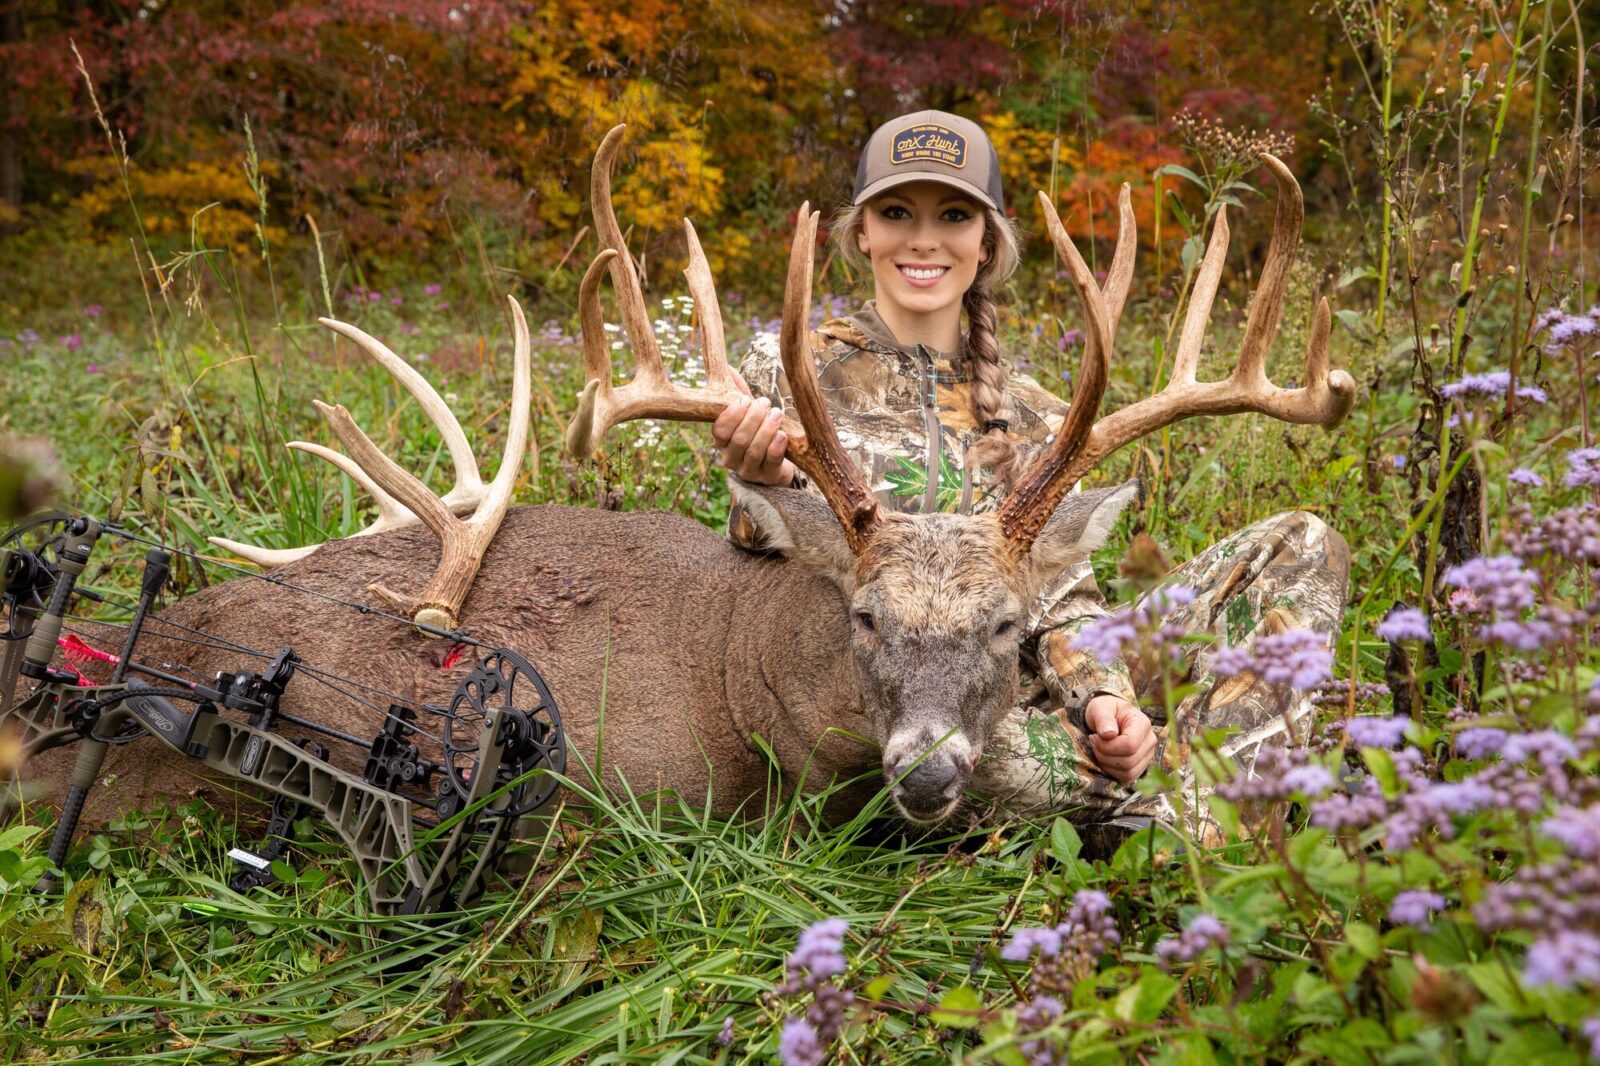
[[4, 1, 1600, 1064]]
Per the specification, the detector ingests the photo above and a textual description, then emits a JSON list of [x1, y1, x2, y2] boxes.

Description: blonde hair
[[833, 200, 1026, 486]]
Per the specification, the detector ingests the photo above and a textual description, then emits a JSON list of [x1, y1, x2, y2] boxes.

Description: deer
[[18, 126, 1355, 833]]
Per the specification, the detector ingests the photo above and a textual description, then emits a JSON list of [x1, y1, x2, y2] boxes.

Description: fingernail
[[765, 408, 781, 424]]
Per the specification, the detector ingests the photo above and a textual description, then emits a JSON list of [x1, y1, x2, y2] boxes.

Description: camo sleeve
[[726, 336, 808, 553], [1026, 560, 1138, 729]]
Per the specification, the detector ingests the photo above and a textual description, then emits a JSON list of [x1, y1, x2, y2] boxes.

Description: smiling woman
[[710, 109, 1351, 844]]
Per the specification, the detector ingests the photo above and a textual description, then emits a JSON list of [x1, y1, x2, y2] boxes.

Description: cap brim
[[854, 171, 997, 211]]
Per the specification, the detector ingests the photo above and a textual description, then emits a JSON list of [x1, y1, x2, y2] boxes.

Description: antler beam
[[565, 124, 880, 553], [212, 300, 532, 631], [997, 155, 1356, 552]]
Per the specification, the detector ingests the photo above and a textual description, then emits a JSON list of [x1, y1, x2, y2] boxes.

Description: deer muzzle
[[884, 732, 976, 824]]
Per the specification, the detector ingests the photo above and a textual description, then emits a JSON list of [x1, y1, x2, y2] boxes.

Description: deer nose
[[894, 756, 960, 797]]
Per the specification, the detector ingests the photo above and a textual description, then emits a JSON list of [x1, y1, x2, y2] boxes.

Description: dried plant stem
[[1422, 0, 1533, 606]]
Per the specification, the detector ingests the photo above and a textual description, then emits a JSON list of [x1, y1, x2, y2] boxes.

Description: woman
[[711, 111, 1349, 844]]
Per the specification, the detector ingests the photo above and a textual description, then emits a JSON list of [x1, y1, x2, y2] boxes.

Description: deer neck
[[722, 561, 873, 783]]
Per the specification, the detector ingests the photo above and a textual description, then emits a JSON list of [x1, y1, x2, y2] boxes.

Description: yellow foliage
[[987, 111, 1084, 204], [70, 157, 286, 252]]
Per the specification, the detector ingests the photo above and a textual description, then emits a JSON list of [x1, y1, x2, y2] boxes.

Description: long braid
[[964, 283, 1025, 488]]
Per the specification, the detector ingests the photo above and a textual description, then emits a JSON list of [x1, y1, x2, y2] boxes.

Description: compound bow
[[0, 510, 567, 923]]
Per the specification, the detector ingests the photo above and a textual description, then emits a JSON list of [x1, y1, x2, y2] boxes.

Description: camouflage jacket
[[727, 303, 1137, 715]]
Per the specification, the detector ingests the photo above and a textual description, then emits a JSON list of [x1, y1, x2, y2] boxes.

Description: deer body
[[34, 505, 883, 820]]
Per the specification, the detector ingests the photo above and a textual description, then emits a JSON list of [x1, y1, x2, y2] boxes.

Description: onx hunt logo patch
[[891, 124, 967, 167]]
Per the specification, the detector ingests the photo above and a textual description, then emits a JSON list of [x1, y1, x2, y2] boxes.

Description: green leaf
[[1362, 747, 1400, 798], [1467, 961, 1530, 1014], [1334, 307, 1372, 339], [1155, 163, 1206, 189], [1344, 920, 1380, 961], [1323, 454, 1360, 481], [862, 974, 895, 1002], [1050, 819, 1082, 863], [1337, 266, 1377, 288], [931, 986, 984, 1029], [1113, 971, 1179, 1022]]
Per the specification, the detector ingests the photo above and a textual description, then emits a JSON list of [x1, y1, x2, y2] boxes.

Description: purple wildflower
[[1524, 929, 1600, 988], [1343, 715, 1411, 749], [368, 290, 383, 302], [83, 303, 103, 318], [1070, 586, 1192, 667], [1155, 913, 1230, 966], [84, 363, 102, 374], [1376, 607, 1431, 643], [1583, 1017, 1600, 1062], [1310, 777, 1389, 832], [1388, 890, 1447, 930], [1544, 309, 1598, 346], [1456, 727, 1508, 759], [1440, 370, 1547, 404], [1508, 468, 1544, 487], [423, 283, 443, 296], [1002, 926, 1064, 962], [778, 1017, 823, 1066], [1392, 454, 1406, 470], [718, 1017, 734, 1046], [1212, 629, 1333, 690], [1541, 804, 1600, 859], [1016, 996, 1066, 1066], [1443, 554, 1539, 613], [787, 918, 848, 981], [1568, 448, 1600, 488], [1501, 730, 1578, 771], [61, 333, 82, 351], [18, 328, 39, 344], [1384, 779, 1498, 849]]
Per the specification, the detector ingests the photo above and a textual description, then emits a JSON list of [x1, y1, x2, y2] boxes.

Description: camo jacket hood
[[735, 301, 1071, 516]]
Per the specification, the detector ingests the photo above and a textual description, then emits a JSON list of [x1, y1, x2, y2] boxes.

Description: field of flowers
[[2, 1, 1599, 1063]]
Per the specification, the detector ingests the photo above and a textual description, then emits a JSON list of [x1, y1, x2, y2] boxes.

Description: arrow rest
[[0, 512, 568, 940]]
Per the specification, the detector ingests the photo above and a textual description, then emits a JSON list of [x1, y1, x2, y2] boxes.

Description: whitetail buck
[[25, 126, 1353, 828]]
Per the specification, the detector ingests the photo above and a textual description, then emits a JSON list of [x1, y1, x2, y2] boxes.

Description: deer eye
[[854, 611, 876, 633], [993, 618, 1019, 640]]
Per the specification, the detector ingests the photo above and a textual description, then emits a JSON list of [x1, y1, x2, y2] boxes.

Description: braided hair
[[834, 201, 1024, 486]]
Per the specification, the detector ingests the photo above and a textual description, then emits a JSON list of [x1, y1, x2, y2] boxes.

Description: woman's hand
[[1084, 696, 1157, 784], [712, 373, 797, 486]]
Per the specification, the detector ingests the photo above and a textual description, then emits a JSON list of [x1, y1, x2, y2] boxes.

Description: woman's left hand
[[1083, 696, 1157, 784]]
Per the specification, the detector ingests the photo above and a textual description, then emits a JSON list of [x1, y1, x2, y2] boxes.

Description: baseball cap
[[852, 110, 1004, 213]]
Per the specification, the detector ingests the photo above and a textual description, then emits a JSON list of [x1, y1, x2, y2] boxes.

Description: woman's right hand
[[712, 373, 797, 486]]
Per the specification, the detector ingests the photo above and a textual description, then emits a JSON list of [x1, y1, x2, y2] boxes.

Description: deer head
[[569, 125, 1354, 823]]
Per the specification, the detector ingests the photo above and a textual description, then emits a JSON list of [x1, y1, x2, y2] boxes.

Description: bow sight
[[0, 511, 566, 921]]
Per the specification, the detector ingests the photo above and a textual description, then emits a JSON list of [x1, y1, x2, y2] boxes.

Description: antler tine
[[775, 203, 881, 554], [208, 315, 489, 566], [682, 218, 734, 393], [566, 128, 751, 459], [994, 192, 1116, 548], [566, 249, 620, 458], [351, 295, 532, 630], [1103, 183, 1138, 335], [1171, 204, 1230, 386], [591, 124, 668, 390], [999, 159, 1355, 555], [316, 318, 487, 507], [207, 442, 418, 567], [1236, 154, 1302, 384]]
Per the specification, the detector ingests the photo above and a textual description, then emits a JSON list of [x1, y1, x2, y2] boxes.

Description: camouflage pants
[[971, 511, 1351, 833]]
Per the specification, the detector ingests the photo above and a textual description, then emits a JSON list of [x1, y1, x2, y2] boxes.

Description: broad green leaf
[[1155, 163, 1206, 189], [1113, 970, 1179, 1022], [1050, 818, 1082, 863], [862, 973, 895, 1002], [931, 985, 984, 1029], [1344, 920, 1380, 961]]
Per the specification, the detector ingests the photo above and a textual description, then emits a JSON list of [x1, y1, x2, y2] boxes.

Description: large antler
[[996, 155, 1357, 552], [565, 124, 880, 553], [210, 298, 532, 631]]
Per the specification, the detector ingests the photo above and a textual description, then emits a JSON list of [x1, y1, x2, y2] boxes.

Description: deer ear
[[730, 478, 858, 584], [1025, 479, 1142, 579]]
